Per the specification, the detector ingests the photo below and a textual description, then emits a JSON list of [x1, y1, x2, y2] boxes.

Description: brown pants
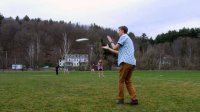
[[118, 63, 137, 100]]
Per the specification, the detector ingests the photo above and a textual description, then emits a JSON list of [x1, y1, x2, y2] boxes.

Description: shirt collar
[[120, 34, 127, 37]]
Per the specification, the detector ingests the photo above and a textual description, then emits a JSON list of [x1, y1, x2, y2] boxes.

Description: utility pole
[[88, 44, 95, 65], [5, 51, 7, 69]]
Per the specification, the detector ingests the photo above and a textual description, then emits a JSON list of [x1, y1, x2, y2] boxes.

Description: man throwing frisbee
[[102, 26, 138, 105]]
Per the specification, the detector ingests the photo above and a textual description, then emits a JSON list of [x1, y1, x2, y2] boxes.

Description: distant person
[[91, 64, 96, 72], [55, 64, 59, 75], [102, 26, 138, 105], [97, 60, 104, 77], [63, 63, 69, 74]]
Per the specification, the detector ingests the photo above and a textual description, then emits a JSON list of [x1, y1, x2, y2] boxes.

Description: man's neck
[[120, 33, 126, 37]]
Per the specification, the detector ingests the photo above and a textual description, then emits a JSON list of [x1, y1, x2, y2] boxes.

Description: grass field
[[0, 70, 200, 112]]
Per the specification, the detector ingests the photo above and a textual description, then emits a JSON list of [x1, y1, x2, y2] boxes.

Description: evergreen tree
[[23, 15, 30, 21]]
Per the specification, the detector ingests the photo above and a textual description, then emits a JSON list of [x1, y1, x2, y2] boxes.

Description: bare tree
[[36, 33, 40, 65], [28, 43, 34, 67], [59, 32, 72, 58], [172, 38, 182, 67], [156, 44, 165, 70]]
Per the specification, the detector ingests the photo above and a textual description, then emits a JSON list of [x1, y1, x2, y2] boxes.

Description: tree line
[[134, 28, 200, 70], [155, 28, 200, 43], [0, 14, 118, 70], [0, 13, 200, 70]]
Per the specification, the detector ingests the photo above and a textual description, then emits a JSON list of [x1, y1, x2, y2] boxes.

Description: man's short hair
[[118, 26, 128, 33]]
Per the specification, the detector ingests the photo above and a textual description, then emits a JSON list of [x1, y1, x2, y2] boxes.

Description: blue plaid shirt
[[117, 34, 136, 66]]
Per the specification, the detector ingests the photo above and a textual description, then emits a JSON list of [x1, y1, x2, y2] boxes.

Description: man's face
[[118, 29, 124, 36]]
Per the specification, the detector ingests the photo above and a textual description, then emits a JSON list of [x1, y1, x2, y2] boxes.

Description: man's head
[[118, 26, 128, 36], [98, 59, 102, 63]]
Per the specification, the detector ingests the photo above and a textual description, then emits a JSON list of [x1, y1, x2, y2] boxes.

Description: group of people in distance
[[55, 63, 69, 75], [91, 59, 104, 77], [55, 59, 104, 77]]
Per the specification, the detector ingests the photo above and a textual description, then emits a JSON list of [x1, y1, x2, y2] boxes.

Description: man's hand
[[102, 44, 109, 50], [102, 44, 118, 54], [107, 35, 113, 43]]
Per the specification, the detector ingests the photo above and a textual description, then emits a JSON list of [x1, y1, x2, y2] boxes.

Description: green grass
[[0, 70, 200, 112]]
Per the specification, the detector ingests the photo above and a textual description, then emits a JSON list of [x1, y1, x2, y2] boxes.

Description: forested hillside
[[0, 14, 200, 70]]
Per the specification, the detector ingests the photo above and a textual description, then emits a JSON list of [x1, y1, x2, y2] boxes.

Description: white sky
[[0, 0, 200, 38]]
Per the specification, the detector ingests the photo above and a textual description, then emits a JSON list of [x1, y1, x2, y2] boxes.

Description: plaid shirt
[[117, 34, 136, 66]]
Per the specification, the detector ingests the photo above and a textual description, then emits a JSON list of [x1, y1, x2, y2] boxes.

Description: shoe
[[127, 99, 138, 105], [116, 99, 124, 104]]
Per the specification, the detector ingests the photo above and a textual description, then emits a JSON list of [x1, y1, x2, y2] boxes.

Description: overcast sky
[[0, 0, 200, 38]]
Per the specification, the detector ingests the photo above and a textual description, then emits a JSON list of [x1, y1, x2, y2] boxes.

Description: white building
[[12, 64, 23, 70], [59, 54, 88, 67]]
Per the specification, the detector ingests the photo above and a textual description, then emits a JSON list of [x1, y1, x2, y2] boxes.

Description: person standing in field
[[55, 64, 59, 75], [91, 64, 96, 72], [63, 63, 69, 74], [97, 59, 104, 77], [102, 26, 138, 105]]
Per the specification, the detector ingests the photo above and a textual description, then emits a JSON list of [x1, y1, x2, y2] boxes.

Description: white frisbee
[[75, 38, 89, 42]]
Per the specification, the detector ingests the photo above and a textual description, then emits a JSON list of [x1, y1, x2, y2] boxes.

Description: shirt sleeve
[[117, 36, 127, 46]]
